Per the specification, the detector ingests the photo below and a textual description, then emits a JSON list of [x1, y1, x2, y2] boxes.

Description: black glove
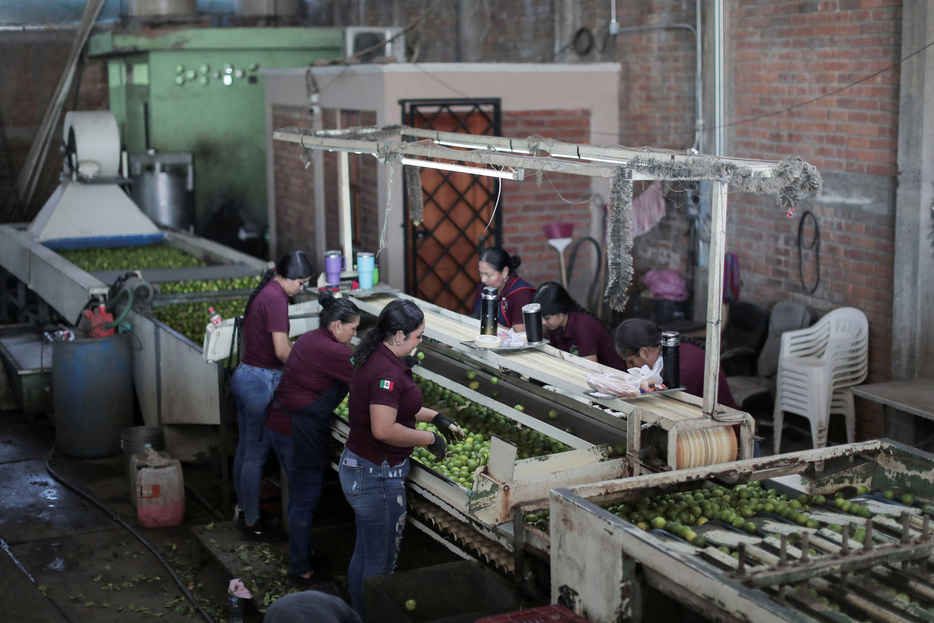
[[401, 355, 418, 369], [426, 432, 447, 461], [432, 412, 465, 444]]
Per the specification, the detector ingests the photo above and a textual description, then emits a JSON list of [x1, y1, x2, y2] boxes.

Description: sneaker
[[241, 519, 287, 542]]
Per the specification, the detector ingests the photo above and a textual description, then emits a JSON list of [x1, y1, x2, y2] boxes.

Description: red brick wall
[[726, 0, 901, 440], [501, 109, 596, 308], [271, 106, 316, 261], [0, 31, 109, 220]]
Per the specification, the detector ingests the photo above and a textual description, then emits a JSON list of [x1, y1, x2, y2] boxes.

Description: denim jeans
[[339, 447, 410, 618], [231, 363, 281, 524], [266, 420, 327, 576]]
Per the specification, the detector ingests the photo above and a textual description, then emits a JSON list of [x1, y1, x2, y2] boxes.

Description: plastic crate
[[363, 561, 520, 623], [475, 604, 591, 623]]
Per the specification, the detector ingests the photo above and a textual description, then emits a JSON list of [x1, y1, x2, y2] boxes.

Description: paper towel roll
[[63, 111, 121, 178]]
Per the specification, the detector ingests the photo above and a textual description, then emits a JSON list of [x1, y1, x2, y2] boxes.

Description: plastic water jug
[[132, 446, 185, 528]]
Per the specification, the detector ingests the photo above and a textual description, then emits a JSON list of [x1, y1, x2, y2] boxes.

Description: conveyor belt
[[353, 293, 717, 423]]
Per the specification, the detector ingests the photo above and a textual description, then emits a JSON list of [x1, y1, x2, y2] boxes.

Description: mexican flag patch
[[379, 379, 394, 391]]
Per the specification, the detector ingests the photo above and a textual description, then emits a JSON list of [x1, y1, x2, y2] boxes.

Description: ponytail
[[354, 299, 424, 368]]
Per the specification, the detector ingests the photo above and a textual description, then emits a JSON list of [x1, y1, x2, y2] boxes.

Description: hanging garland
[[604, 167, 634, 312]]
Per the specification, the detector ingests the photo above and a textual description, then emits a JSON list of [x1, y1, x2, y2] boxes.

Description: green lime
[[903, 494, 915, 506], [693, 534, 707, 547], [468, 381, 480, 391], [514, 404, 525, 412], [416, 351, 426, 360], [651, 517, 666, 530], [857, 485, 870, 495], [884, 490, 895, 500], [490, 376, 499, 384], [466, 369, 477, 379], [405, 599, 417, 611], [548, 409, 559, 420]]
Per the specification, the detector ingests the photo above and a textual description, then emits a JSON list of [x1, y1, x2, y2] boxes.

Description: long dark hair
[[614, 318, 662, 359], [615, 318, 704, 358], [533, 281, 586, 317], [479, 247, 521, 274], [318, 290, 359, 327], [243, 251, 314, 318], [354, 299, 424, 368]]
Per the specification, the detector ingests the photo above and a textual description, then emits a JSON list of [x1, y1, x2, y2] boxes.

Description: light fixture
[[433, 138, 533, 155], [400, 157, 523, 180]]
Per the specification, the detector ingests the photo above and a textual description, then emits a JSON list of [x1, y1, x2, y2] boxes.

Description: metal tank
[[129, 151, 195, 232]]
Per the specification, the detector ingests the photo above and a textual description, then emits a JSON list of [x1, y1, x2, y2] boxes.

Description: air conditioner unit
[[343, 27, 406, 63]]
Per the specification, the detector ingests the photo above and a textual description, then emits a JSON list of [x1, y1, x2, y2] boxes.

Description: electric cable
[[565, 236, 604, 313], [797, 210, 820, 295], [44, 444, 217, 623]]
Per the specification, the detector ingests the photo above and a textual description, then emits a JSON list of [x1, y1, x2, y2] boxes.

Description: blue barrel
[[52, 332, 135, 458]]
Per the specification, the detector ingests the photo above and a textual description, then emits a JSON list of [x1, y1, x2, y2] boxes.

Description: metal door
[[401, 99, 502, 314]]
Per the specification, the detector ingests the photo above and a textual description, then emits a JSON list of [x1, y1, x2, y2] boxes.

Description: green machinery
[[88, 27, 342, 236]]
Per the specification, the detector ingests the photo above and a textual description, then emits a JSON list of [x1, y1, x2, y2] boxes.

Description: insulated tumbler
[[324, 250, 345, 286], [661, 331, 681, 389], [522, 303, 543, 344], [356, 252, 375, 289], [479, 287, 499, 336]]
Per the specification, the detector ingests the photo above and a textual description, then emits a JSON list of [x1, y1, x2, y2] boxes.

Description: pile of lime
[[59, 244, 204, 272]]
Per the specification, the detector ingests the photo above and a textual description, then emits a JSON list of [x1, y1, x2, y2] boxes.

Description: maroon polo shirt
[[265, 328, 354, 436], [345, 343, 423, 465], [547, 311, 627, 371], [240, 279, 290, 370], [679, 341, 737, 409]]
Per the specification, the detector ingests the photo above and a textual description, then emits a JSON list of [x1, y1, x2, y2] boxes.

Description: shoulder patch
[[378, 379, 394, 391]]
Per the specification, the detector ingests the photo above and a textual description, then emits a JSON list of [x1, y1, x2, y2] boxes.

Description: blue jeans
[[231, 363, 281, 524], [266, 425, 327, 576], [339, 447, 410, 618]]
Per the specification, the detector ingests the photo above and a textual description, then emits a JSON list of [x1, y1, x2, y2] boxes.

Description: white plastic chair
[[772, 307, 869, 454]]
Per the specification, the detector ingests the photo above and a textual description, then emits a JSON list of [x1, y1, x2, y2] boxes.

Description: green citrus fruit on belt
[[405, 599, 417, 611]]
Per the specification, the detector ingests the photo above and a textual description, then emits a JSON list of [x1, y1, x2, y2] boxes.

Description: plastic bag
[[641, 269, 688, 301], [586, 357, 666, 397]]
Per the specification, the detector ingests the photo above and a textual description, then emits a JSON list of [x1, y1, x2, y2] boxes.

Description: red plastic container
[[476, 604, 591, 623], [135, 448, 185, 528]]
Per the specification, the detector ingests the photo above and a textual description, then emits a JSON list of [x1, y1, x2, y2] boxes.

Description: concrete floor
[[0, 374, 825, 623]]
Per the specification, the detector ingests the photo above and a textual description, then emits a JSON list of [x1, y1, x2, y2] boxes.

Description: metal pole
[[702, 179, 728, 417], [338, 151, 354, 268]]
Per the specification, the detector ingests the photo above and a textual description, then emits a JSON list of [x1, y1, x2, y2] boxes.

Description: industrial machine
[[552, 440, 934, 622], [86, 27, 344, 235]]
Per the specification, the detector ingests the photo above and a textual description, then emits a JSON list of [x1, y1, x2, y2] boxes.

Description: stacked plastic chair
[[772, 307, 869, 455]]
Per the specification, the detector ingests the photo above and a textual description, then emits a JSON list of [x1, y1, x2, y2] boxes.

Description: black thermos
[[660, 331, 680, 389], [480, 286, 499, 336]]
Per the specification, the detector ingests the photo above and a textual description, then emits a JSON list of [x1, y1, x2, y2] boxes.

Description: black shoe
[[241, 519, 287, 542]]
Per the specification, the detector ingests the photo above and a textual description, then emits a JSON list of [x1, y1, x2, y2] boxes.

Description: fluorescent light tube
[[400, 157, 523, 180]]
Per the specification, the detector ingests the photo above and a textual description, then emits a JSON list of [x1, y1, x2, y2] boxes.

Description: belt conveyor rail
[[551, 440, 934, 623]]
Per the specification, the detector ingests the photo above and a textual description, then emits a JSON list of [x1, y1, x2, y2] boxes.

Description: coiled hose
[[44, 445, 216, 623]]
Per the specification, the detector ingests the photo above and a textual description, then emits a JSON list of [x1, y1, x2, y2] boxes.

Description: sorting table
[[851, 379, 934, 446]]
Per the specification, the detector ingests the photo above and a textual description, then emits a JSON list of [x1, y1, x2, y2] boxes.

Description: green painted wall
[[90, 28, 342, 243]]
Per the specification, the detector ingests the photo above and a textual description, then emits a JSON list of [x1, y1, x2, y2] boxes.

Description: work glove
[[426, 432, 447, 462], [432, 412, 465, 444], [401, 355, 418, 369]]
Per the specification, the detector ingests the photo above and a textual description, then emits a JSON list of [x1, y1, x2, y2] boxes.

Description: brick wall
[[727, 0, 902, 440], [501, 109, 596, 308], [0, 31, 109, 220], [271, 106, 316, 261]]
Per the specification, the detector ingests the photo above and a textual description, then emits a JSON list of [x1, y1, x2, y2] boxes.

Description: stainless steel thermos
[[660, 331, 680, 389], [480, 286, 499, 336]]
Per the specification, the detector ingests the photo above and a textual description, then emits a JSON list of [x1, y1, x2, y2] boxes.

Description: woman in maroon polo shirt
[[231, 250, 313, 540], [532, 281, 626, 370], [470, 247, 535, 333], [264, 290, 360, 588], [338, 299, 463, 618]]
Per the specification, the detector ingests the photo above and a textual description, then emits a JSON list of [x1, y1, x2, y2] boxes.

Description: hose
[[103, 284, 134, 330], [797, 211, 820, 295], [44, 445, 216, 623], [565, 236, 604, 313]]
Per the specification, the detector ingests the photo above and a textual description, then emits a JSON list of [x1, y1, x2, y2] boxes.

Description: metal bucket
[[52, 332, 135, 458], [121, 426, 166, 471]]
